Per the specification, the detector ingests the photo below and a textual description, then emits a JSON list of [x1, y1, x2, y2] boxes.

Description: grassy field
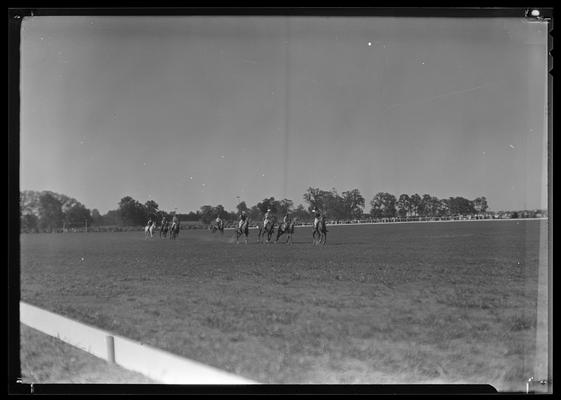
[[19, 220, 547, 391]]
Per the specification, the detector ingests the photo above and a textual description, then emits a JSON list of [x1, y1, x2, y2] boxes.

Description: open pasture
[[20, 220, 546, 390]]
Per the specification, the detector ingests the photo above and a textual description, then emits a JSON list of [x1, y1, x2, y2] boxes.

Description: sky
[[20, 15, 549, 214]]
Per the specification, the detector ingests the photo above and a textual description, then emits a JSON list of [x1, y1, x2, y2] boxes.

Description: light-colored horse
[[144, 221, 156, 239], [257, 217, 276, 243], [312, 215, 328, 245], [236, 218, 250, 244]]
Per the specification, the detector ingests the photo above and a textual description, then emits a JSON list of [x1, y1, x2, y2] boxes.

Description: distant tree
[[278, 198, 294, 216], [418, 194, 430, 217], [429, 196, 440, 216], [370, 192, 397, 218], [183, 211, 200, 221], [20, 191, 39, 216], [303, 187, 328, 213], [256, 197, 280, 215], [396, 194, 411, 218], [199, 205, 214, 224], [322, 188, 345, 220], [293, 204, 309, 222], [91, 209, 103, 226], [370, 193, 384, 218], [64, 202, 92, 228], [227, 211, 238, 222], [448, 197, 476, 216], [155, 210, 171, 223], [38, 192, 64, 232], [473, 196, 489, 214], [511, 211, 519, 219], [248, 205, 261, 221], [409, 194, 422, 217], [437, 198, 450, 217], [303, 187, 345, 219], [144, 200, 159, 220], [341, 188, 365, 220], [213, 204, 228, 219], [21, 213, 38, 233], [102, 209, 122, 226], [118, 196, 146, 226], [236, 201, 249, 214]]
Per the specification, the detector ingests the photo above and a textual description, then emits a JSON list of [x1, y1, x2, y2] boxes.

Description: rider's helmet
[[267, 208, 271, 212]]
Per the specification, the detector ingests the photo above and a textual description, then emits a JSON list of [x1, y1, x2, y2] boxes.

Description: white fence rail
[[20, 301, 257, 384]]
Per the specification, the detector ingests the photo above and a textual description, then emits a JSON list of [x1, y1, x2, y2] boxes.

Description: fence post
[[106, 335, 115, 364]]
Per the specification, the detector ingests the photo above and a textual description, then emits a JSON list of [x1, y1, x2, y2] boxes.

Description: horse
[[276, 218, 297, 244], [236, 218, 250, 244], [312, 215, 328, 245], [144, 221, 156, 239], [211, 219, 224, 235], [169, 222, 180, 240], [257, 216, 276, 243], [159, 221, 169, 239]]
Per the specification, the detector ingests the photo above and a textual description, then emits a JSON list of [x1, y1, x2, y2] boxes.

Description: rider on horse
[[171, 214, 178, 230], [282, 211, 292, 230], [239, 210, 248, 229], [214, 215, 224, 232], [161, 215, 168, 230], [312, 208, 321, 231], [264, 208, 272, 228]]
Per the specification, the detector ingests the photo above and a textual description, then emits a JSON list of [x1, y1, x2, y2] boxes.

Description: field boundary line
[[319, 217, 548, 227], [220, 217, 547, 230], [20, 301, 258, 384]]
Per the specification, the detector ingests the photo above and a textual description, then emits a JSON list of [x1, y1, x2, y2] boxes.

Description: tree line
[[20, 188, 479, 232], [20, 188, 542, 233]]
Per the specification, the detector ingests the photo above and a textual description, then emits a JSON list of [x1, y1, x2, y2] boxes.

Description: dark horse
[[257, 216, 276, 243], [236, 218, 250, 244], [169, 222, 180, 240], [312, 215, 328, 245], [211, 220, 224, 235], [159, 221, 170, 239], [276, 218, 297, 244]]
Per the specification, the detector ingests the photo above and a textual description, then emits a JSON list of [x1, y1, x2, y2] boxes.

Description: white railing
[[20, 302, 257, 384]]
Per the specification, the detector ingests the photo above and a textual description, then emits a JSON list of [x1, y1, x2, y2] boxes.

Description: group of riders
[[145, 214, 180, 239], [215, 207, 327, 245], [147, 208, 327, 244]]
